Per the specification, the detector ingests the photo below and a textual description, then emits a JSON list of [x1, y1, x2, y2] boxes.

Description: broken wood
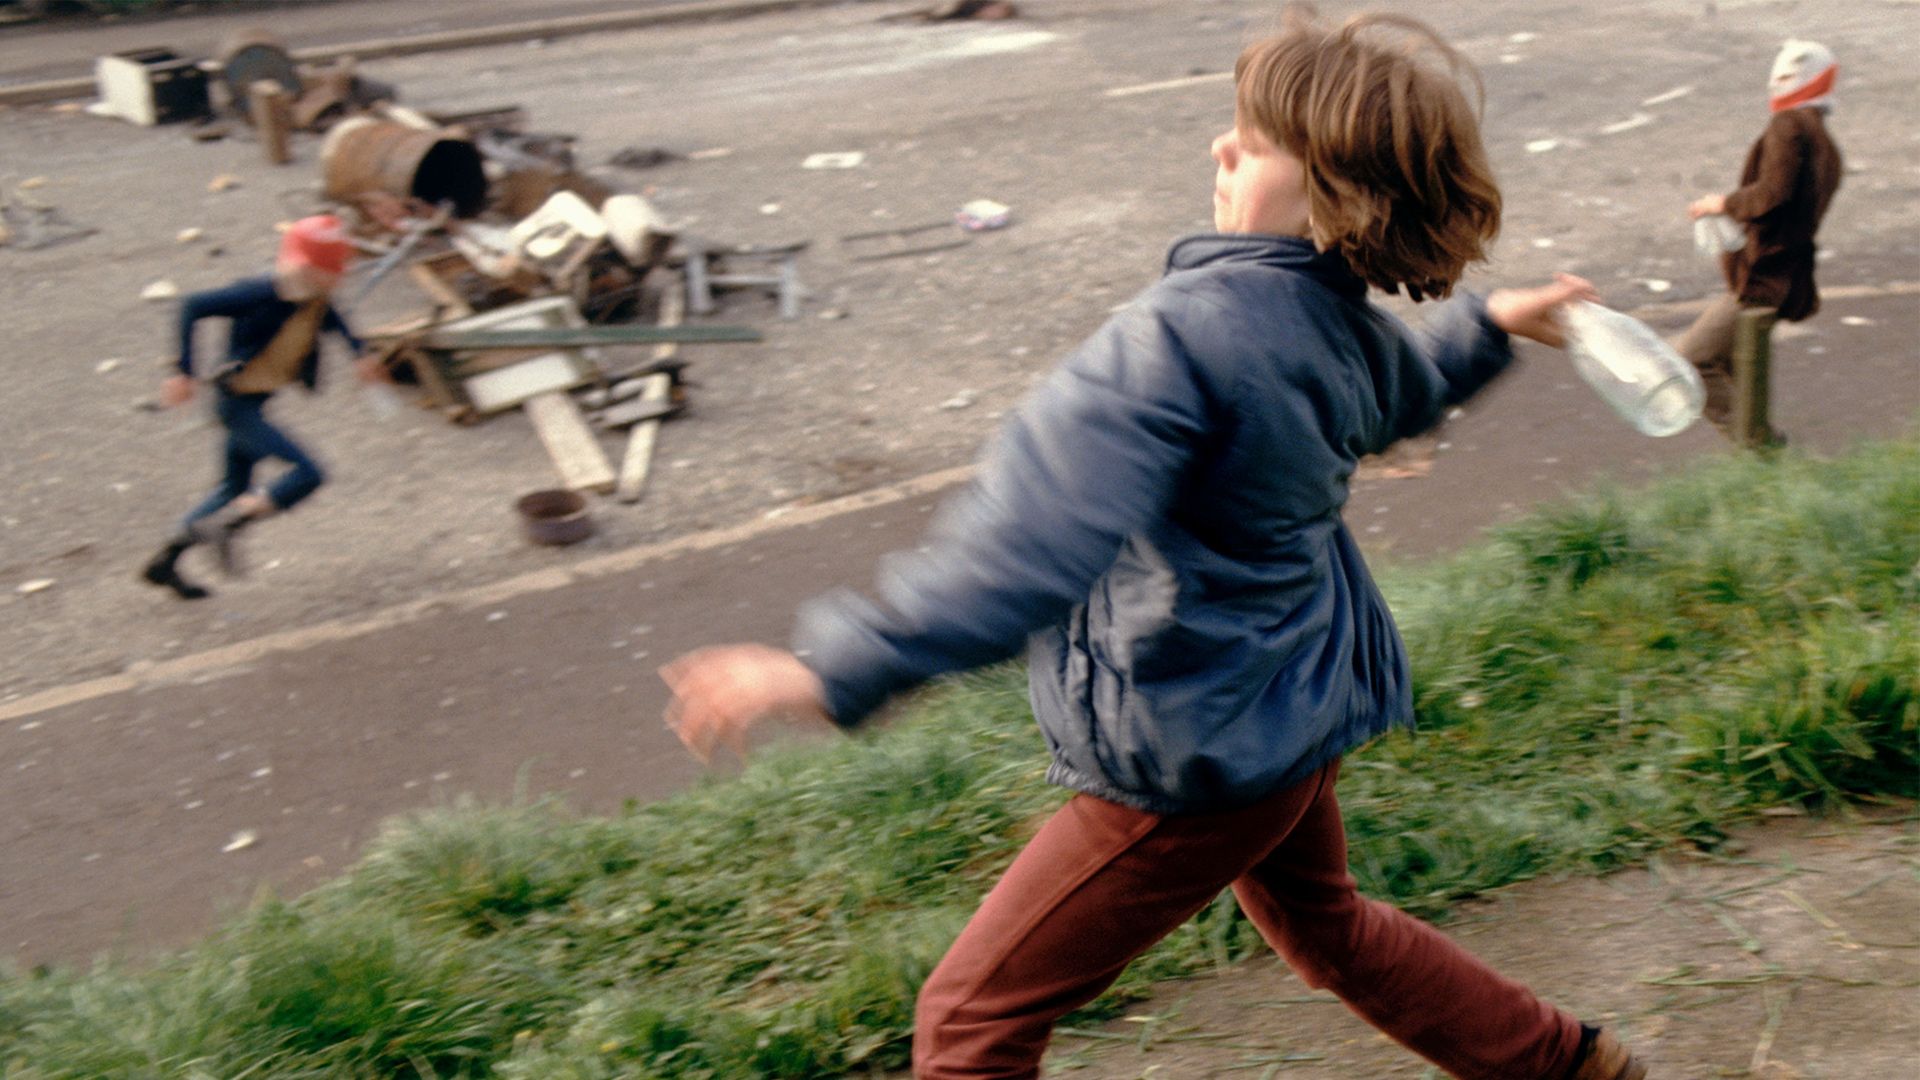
[[290, 69, 355, 131], [420, 324, 760, 350], [407, 259, 474, 317], [594, 395, 681, 429], [616, 273, 686, 503], [463, 353, 595, 414], [424, 104, 526, 135], [428, 295, 606, 417], [247, 80, 292, 165], [581, 372, 656, 410], [394, 343, 472, 424], [601, 355, 690, 385], [583, 360, 690, 406], [439, 347, 561, 381], [523, 390, 616, 493]]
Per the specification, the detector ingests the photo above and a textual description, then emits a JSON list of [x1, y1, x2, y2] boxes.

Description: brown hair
[[1234, 8, 1501, 300]]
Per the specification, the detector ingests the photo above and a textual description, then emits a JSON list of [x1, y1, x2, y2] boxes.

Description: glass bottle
[[1560, 300, 1705, 437]]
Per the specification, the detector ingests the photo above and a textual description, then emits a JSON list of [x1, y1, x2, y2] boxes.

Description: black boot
[[141, 537, 210, 600]]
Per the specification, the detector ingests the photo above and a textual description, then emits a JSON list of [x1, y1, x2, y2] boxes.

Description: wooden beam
[[248, 80, 293, 165], [595, 393, 679, 429], [420, 324, 760, 350], [524, 391, 616, 494], [407, 260, 475, 319], [394, 343, 472, 424], [463, 353, 594, 414], [616, 279, 686, 503]]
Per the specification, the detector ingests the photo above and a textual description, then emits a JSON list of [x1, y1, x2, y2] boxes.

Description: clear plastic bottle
[[1560, 300, 1705, 437], [1692, 213, 1746, 258]]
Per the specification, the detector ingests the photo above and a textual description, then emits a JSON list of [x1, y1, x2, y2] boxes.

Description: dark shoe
[[141, 543, 210, 600], [1568, 1028, 1648, 1080]]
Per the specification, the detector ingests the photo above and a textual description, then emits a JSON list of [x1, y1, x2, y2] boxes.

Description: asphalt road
[[0, 467, 967, 964], [0, 0, 872, 92], [0, 0, 1914, 968]]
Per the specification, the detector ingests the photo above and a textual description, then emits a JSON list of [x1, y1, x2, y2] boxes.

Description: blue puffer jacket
[[795, 234, 1514, 814]]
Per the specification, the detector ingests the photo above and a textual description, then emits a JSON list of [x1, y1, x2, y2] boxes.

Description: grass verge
[[2, 433, 1915, 1079]]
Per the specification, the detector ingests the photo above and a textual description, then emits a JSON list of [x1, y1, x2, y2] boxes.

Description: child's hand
[[352, 353, 392, 385], [159, 372, 196, 408], [1486, 273, 1599, 349], [660, 644, 833, 765], [1688, 194, 1727, 220]]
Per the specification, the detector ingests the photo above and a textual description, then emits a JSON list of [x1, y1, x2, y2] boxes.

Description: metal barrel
[[319, 117, 488, 219]]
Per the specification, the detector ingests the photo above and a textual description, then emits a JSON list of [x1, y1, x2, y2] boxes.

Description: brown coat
[[1721, 106, 1842, 321]]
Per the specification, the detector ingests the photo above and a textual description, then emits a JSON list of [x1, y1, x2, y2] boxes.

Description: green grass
[[2, 433, 1915, 1079]]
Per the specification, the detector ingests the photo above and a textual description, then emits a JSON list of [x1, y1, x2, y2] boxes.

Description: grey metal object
[[684, 243, 806, 319], [216, 30, 300, 116], [343, 202, 452, 310]]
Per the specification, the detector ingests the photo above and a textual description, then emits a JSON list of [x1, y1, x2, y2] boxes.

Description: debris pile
[[51, 8, 1028, 533], [74, 27, 800, 519], [348, 146, 772, 510], [326, 102, 775, 513]]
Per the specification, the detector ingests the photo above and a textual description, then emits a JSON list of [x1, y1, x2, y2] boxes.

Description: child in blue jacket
[[142, 216, 378, 599], [663, 10, 1644, 1080]]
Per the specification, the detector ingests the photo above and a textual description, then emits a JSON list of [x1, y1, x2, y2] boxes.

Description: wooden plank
[[362, 311, 442, 339], [407, 259, 475, 318], [616, 278, 686, 503], [524, 391, 616, 493], [441, 347, 559, 380], [614, 373, 674, 501], [432, 293, 609, 389], [595, 385, 677, 428], [395, 343, 472, 424], [463, 353, 593, 413], [421, 324, 760, 350], [248, 81, 292, 165], [424, 104, 526, 132]]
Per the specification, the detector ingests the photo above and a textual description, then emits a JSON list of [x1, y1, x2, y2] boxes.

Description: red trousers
[[913, 761, 1584, 1080]]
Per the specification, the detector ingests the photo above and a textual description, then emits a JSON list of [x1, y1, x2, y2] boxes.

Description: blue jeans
[[180, 391, 324, 530]]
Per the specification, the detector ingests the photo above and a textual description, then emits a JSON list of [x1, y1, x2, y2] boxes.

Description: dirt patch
[[1046, 812, 1920, 1080]]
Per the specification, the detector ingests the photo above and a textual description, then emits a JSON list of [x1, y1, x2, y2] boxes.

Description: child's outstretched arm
[[661, 644, 832, 765], [662, 297, 1213, 752], [1485, 273, 1598, 348]]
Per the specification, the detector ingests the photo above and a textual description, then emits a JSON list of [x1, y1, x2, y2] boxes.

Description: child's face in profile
[[1211, 117, 1312, 237], [272, 258, 343, 302]]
